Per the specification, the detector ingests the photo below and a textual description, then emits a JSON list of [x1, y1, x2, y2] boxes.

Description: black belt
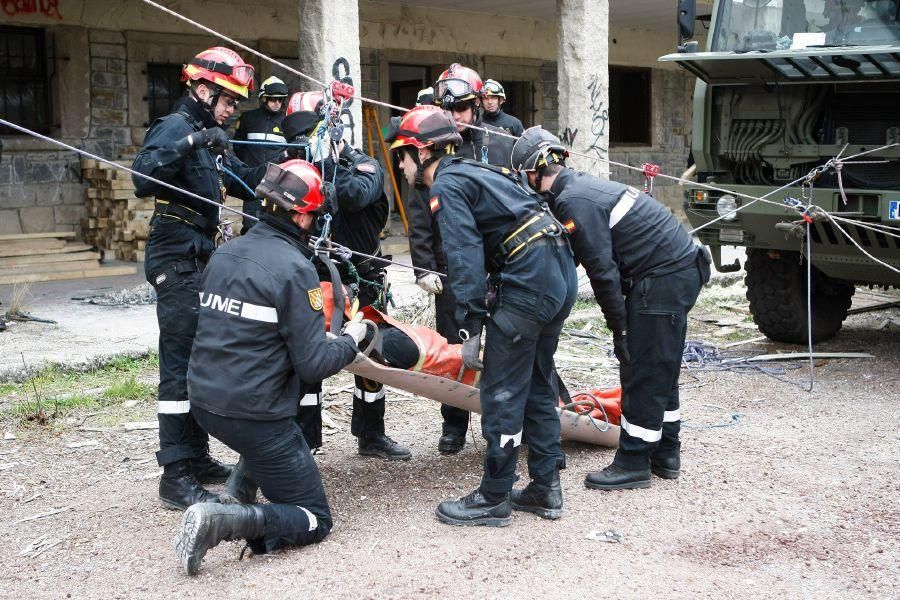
[[154, 199, 211, 233], [492, 211, 565, 271]]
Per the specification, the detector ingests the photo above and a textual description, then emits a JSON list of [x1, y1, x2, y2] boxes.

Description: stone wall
[[608, 68, 695, 212]]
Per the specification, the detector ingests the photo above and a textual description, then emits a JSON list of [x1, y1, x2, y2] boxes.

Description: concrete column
[[298, 0, 363, 147], [556, 0, 610, 178]]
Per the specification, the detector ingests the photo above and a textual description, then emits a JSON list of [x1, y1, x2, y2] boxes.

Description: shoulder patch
[[429, 195, 441, 213], [356, 163, 377, 174], [308, 288, 324, 311], [563, 219, 577, 233]]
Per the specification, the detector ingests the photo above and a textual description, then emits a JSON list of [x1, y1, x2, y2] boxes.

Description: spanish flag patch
[[429, 196, 441, 213], [563, 219, 576, 233]]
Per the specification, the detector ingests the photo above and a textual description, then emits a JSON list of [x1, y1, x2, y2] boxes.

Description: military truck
[[661, 0, 900, 343]]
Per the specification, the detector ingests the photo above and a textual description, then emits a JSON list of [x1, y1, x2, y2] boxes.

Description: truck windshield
[[712, 0, 900, 51]]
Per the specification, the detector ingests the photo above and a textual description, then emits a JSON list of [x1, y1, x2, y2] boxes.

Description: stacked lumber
[[0, 232, 137, 285], [81, 158, 245, 261]]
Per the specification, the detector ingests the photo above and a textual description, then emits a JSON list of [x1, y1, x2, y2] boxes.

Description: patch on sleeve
[[563, 219, 576, 233], [308, 288, 324, 311], [356, 163, 377, 174], [429, 195, 441, 213]]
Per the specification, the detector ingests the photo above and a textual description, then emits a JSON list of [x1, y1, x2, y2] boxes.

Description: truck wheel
[[744, 249, 854, 344]]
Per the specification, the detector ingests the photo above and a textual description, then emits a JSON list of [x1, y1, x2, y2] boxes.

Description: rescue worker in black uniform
[[176, 159, 366, 576], [132, 47, 267, 510], [392, 106, 578, 526], [511, 127, 711, 490], [232, 76, 289, 230], [404, 66, 517, 455], [280, 91, 411, 460], [482, 79, 525, 136]]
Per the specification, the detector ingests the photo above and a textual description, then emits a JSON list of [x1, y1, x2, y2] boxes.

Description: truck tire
[[745, 249, 854, 344]]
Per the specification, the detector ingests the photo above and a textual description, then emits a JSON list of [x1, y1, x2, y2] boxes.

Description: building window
[[0, 26, 51, 135], [609, 67, 651, 145], [146, 63, 187, 123]]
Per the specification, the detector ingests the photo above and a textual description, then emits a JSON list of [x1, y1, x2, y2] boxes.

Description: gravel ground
[[1, 276, 898, 598]]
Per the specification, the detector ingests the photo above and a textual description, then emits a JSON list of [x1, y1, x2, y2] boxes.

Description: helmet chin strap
[[192, 83, 222, 115], [411, 151, 440, 190]]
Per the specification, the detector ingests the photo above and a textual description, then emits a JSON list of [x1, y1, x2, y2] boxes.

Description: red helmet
[[389, 106, 462, 152], [434, 63, 484, 106], [286, 91, 326, 117], [183, 46, 255, 100], [255, 160, 326, 215]]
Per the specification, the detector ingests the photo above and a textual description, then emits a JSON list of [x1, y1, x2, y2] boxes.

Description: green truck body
[[661, 0, 900, 342]]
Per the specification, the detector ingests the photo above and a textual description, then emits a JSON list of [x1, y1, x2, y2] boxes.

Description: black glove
[[182, 128, 229, 156], [461, 332, 484, 371], [613, 332, 631, 365]]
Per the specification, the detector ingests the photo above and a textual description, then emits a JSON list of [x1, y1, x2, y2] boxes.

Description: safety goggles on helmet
[[255, 160, 326, 215], [189, 57, 255, 88], [435, 78, 478, 102], [484, 79, 506, 99], [258, 76, 289, 98]]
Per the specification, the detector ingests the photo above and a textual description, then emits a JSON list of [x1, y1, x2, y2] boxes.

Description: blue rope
[[218, 162, 257, 199]]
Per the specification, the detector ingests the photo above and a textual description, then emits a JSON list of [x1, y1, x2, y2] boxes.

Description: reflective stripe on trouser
[[350, 375, 386, 438], [153, 267, 208, 466], [193, 408, 332, 554], [478, 245, 577, 497], [614, 265, 702, 470], [295, 381, 323, 450]]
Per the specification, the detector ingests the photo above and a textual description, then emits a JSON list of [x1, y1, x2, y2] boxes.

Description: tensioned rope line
[[0, 118, 447, 278], [141, 0, 900, 257]]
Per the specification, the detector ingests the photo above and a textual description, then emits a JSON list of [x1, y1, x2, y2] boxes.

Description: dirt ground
[[0, 281, 898, 599]]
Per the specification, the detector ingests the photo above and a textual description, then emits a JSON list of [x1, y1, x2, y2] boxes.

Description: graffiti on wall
[[561, 127, 578, 148], [2, 0, 62, 19], [332, 57, 356, 146], [586, 74, 608, 158]]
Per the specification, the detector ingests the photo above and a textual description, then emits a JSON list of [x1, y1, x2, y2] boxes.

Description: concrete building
[[0, 0, 707, 238]]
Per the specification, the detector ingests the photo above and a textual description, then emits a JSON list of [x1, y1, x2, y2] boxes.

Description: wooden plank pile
[[0, 232, 137, 285], [81, 158, 245, 261]]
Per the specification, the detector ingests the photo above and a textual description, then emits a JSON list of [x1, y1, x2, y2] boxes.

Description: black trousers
[[478, 243, 577, 497], [145, 217, 214, 466], [435, 282, 469, 437], [193, 407, 332, 554], [295, 269, 388, 445], [614, 261, 704, 470]]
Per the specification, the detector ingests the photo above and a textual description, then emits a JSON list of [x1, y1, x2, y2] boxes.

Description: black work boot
[[159, 460, 220, 511], [584, 463, 651, 491], [190, 453, 233, 484], [650, 453, 681, 479], [511, 471, 563, 520], [437, 433, 466, 455], [435, 489, 512, 527], [220, 457, 258, 505], [358, 433, 412, 461], [174, 503, 266, 576]]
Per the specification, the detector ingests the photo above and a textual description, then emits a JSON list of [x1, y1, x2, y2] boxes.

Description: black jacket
[[546, 169, 698, 335], [407, 118, 515, 282], [188, 218, 359, 420], [483, 109, 524, 137], [232, 106, 286, 168], [430, 157, 548, 335], [328, 145, 388, 259], [132, 97, 264, 237]]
